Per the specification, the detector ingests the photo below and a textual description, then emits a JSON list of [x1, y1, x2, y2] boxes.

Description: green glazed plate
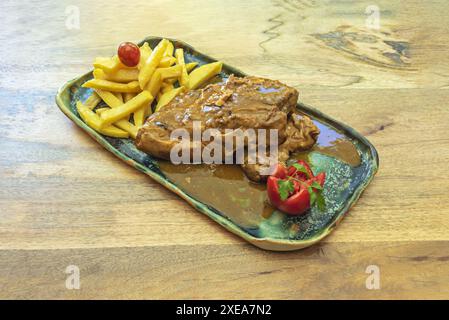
[[56, 36, 379, 251]]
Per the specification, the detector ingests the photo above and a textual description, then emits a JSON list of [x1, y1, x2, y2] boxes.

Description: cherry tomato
[[117, 42, 140, 67]]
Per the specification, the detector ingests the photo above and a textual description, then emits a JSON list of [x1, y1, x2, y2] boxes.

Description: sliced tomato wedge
[[270, 163, 288, 179], [287, 160, 314, 181], [267, 161, 326, 216]]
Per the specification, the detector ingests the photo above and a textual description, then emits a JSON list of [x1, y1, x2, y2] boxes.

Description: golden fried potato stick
[[100, 91, 153, 127], [175, 48, 189, 87], [155, 87, 185, 112], [161, 82, 174, 93], [111, 118, 138, 139], [76, 102, 129, 138], [95, 107, 110, 115], [95, 89, 139, 138], [164, 41, 174, 57], [94, 68, 139, 83], [188, 62, 223, 90], [146, 70, 163, 98], [83, 79, 141, 93], [186, 62, 198, 72], [138, 39, 169, 89], [93, 68, 106, 80], [124, 92, 136, 102], [84, 92, 102, 109], [158, 65, 182, 80], [139, 70, 163, 117], [95, 89, 121, 107], [126, 92, 140, 130], [114, 92, 124, 103], [133, 108, 145, 128], [138, 43, 152, 70], [93, 56, 122, 73], [164, 62, 199, 85], [159, 56, 176, 68]]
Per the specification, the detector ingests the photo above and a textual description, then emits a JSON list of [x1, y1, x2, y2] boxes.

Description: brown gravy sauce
[[311, 122, 360, 167], [158, 120, 360, 227]]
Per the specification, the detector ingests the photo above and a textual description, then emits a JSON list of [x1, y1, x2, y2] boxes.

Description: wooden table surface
[[1, 0, 448, 299]]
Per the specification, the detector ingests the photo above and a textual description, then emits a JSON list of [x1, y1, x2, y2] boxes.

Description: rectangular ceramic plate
[[56, 36, 379, 251]]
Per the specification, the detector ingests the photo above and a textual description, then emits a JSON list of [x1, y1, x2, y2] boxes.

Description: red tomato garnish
[[287, 160, 313, 181], [270, 163, 288, 179], [117, 42, 140, 67], [313, 172, 326, 186], [267, 176, 310, 215], [267, 160, 326, 216]]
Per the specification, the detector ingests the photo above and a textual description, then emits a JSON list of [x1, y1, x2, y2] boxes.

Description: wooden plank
[[1, 0, 449, 90], [0, 241, 448, 299]]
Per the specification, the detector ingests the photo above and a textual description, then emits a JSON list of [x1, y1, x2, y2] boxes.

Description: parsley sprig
[[291, 163, 311, 178]]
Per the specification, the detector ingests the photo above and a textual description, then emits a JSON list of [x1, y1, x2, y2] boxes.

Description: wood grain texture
[[1, 0, 449, 299], [1, 242, 448, 299]]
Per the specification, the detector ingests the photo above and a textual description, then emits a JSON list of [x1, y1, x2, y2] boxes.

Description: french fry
[[94, 68, 139, 83], [93, 56, 122, 73], [186, 62, 198, 72], [84, 92, 101, 109], [146, 70, 163, 97], [164, 78, 177, 85], [95, 89, 122, 107], [100, 91, 153, 127], [161, 82, 174, 93], [133, 108, 145, 128], [83, 79, 141, 93], [95, 107, 110, 115], [115, 120, 138, 139], [95, 89, 140, 138], [188, 62, 223, 90], [93, 68, 106, 80], [175, 48, 189, 87], [138, 42, 152, 70], [76, 102, 129, 138], [158, 65, 182, 80], [161, 62, 198, 85], [113, 68, 139, 82], [138, 39, 169, 89], [114, 92, 124, 103], [124, 92, 136, 102], [164, 41, 174, 57], [159, 56, 176, 68], [141, 70, 163, 117], [155, 87, 185, 112]]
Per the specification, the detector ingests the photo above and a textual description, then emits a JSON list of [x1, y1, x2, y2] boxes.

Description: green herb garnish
[[277, 179, 295, 201], [310, 181, 323, 191], [292, 163, 311, 178], [316, 192, 326, 211]]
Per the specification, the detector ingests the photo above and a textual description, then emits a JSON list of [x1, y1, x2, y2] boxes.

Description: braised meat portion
[[135, 75, 319, 182], [240, 113, 319, 182]]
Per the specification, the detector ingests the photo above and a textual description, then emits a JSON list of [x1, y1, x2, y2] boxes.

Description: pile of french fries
[[77, 38, 223, 139]]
